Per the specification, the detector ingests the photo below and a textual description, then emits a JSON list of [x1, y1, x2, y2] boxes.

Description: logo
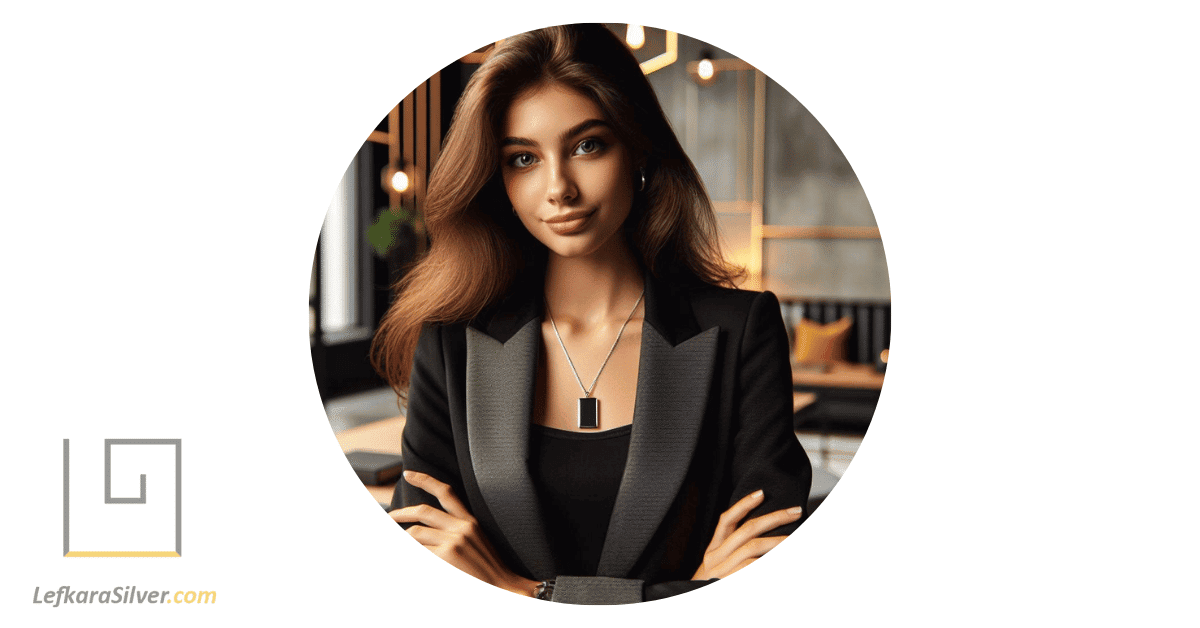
[[62, 439, 182, 557]]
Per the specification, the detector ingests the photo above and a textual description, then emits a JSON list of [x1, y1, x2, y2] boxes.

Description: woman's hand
[[692, 489, 803, 580], [390, 470, 540, 597]]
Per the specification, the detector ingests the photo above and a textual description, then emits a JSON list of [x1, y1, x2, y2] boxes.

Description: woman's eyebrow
[[500, 119, 611, 148], [562, 118, 610, 140]]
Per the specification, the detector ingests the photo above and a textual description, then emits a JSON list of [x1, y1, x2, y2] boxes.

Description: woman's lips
[[544, 209, 596, 235]]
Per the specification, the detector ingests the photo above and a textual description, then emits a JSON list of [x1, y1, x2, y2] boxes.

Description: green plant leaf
[[367, 207, 410, 256]]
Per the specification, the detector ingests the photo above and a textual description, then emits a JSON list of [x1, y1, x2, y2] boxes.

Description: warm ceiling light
[[390, 170, 410, 193], [626, 24, 645, 50], [697, 58, 715, 81], [639, 30, 677, 75]]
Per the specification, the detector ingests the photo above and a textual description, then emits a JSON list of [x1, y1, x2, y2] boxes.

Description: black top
[[529, 424, 633, 577]]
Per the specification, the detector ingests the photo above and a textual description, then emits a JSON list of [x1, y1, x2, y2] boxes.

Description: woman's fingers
[[401, 524, 444, 547], [702, 504, 802, 570], [407, 523, 487, 569], [403, 470, 473, 520], [405, 523, 488, 556], [711, 536, 786, 579], [390, 476, 536, 596], [717, 506, 803, 559], [391, 503, 495, 562], [401, 510, 529, 595], [707, 490, 765, 552], [389, 503, 460, 529], [724, 535, 786, 567]]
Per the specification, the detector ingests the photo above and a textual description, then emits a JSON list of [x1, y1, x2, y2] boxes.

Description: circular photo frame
[[311, 23, 888, 604]]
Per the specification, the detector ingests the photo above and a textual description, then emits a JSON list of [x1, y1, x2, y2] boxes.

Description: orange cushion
[[793, 317, 852, 365]]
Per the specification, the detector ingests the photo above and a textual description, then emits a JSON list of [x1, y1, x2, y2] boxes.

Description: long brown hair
[[371, 24, 742, 394]]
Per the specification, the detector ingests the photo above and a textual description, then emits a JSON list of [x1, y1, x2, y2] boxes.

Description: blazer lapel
[[463, 274, 720, 579], [464, 316, 557, 579], [597, 275, 719, 577]]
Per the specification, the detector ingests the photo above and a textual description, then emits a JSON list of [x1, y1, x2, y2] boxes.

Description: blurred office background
[[313, 25, 889, 511]]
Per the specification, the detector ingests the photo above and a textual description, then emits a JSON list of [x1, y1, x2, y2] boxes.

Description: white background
[[3, 1, 1197, 625]]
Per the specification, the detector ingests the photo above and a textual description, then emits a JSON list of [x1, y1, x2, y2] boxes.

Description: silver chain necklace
[[545, 290, 644, 429]]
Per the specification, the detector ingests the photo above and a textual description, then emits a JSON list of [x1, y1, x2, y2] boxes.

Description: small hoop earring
[[638, 167, 646, 192]]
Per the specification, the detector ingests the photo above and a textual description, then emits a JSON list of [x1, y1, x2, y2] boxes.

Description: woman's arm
[[689, 290, 813, 581], [391, 325, 538, 596], [726, 290, 813, 531], [393, 324, 462, 512], [691, 490, 803, 580], [391, 471, 538, 597]]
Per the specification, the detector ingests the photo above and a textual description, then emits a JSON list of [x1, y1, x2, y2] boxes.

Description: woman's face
[[499, 82, 635, 260]]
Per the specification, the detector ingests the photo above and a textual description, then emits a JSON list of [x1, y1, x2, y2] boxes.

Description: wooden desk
[[336, 416, 406, 506]]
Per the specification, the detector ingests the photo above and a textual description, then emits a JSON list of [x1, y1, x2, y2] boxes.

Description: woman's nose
[[545, 161, 577, 205]]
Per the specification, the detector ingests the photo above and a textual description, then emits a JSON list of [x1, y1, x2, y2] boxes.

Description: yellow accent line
[[65, 551, 180, 558]]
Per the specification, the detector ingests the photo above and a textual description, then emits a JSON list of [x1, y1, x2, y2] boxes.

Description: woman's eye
[[574, 138, 605, 155], [508, 153, 536, 168]]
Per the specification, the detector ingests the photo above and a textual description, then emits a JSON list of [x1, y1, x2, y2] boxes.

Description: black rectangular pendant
[[577, 397, 599, 429]]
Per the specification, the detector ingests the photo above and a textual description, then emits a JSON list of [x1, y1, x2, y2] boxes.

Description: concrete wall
[[637, 27, 890, 301]]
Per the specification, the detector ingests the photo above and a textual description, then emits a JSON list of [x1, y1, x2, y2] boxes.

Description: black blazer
[[393, 272, 812, 603]]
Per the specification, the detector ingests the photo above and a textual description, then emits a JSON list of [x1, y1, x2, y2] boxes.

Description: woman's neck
[[543, 240, 644, 327]]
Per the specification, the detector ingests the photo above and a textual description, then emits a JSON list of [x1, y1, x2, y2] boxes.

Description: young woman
[[372, 24, 811, 603]]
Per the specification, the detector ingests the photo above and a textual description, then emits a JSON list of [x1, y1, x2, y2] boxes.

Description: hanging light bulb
[[626, 24, 645, 50], [390, 170, 410, 193], [697, 57, 715, 81], [382, 163, 412, 195]]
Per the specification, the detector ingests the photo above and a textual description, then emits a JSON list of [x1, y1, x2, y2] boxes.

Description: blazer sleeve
[[726, 290, 813, 532], [391, 323, 468, 514]]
